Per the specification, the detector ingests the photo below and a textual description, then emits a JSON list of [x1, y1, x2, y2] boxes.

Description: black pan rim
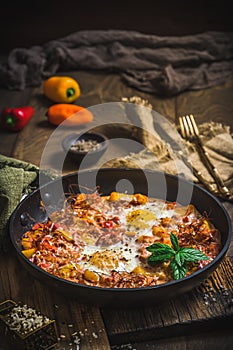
[[9, 168, 232, 295]]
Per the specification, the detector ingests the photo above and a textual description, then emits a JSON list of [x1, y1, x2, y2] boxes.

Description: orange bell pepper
[[47, 104, 93, 126], [43, 76, 81, 103]]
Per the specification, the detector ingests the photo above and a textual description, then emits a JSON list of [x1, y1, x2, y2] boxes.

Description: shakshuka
[[21, 191, 221, 288]]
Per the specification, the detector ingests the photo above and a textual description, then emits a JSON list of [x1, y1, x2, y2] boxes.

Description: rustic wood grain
[[0, 72, 233, 349], [175, 79, 233, 131], [115, 328, 233, 350], [0, 249, 111, 350], [6, 72, 176, 170], [101, 257, 233, 345]]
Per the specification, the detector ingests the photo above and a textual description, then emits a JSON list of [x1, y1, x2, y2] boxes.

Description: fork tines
[[179, 114, 231, 199], [179, 114, 200, 140]]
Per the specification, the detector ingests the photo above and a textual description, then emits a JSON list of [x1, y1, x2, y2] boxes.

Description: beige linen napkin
[[105, 96, 233, 199], [188, 122, 233, 191]]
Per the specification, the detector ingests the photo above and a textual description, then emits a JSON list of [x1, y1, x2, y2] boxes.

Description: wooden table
[[0, 70, 233, 350]]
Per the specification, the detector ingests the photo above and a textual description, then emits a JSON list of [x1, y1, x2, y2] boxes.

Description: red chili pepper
[[0, 106, 34, 131], [183, 216, 189, 223], [103, 220, 113, 229], [42, 239, 57, 252], [32, 223, 45, 230], [39, 262, 53, 269]]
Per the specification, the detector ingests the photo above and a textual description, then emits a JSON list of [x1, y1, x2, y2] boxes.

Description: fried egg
[[79, 193, 178, 275], [82, 241, 140, 274]]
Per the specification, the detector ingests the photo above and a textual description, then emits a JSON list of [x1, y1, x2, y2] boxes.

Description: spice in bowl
[[62, 132, 108, 165], [70, 138, 101, 153]]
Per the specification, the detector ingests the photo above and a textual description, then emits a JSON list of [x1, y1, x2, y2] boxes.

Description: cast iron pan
[[9, 169, 232, 307]]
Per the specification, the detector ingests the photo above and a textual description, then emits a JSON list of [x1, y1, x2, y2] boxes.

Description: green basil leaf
[[180, 248, 210, 262], [175, 251, 185, 267], [148, 251, 175, 264], [170, 232, 179, 251], [170, 260, 187, 280], [146, 243, 174, 254]]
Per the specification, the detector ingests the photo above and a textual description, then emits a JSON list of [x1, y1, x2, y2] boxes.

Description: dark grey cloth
[[0, 30, 233, 96]]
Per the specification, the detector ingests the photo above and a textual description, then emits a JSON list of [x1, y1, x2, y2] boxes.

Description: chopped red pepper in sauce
[[21, 191, 221, 288]]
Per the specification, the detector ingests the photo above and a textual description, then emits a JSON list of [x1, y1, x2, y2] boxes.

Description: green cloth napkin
[[0, 154, 39, 251], [0, 155, 59, 252]]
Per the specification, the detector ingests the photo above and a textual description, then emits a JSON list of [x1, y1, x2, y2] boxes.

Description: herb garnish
[[146, 233, 210, 280]]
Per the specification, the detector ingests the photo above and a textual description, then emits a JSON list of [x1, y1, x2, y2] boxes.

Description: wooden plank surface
[[102, 257, 233, 345], [175, 79, 233, 130], [0, 250, 111, 350], [0, 72, 233, 349], [5, 71, 176, 167], [112, 328, 233, 350]]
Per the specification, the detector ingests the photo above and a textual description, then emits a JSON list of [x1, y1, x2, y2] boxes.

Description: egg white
[[78, 196, 177, 275], [81, 240, 140, 274]]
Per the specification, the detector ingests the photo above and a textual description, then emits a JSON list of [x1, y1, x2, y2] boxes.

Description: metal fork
[[179, 114, 231, 199]]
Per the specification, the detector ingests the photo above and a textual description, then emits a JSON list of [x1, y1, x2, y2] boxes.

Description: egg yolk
[[127, 209, 156, 229], [89, 250, 119, 270]]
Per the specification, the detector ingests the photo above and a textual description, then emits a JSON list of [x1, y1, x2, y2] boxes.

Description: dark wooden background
[[0, 2, 233, 349], [0, 0, 232, 54], [0, 70, 233, 350]]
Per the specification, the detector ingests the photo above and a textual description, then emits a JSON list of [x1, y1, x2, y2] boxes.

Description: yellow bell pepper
[[21, 237, 33, 250], [21, 248, 36, 258], [43, 76, 81, 103]]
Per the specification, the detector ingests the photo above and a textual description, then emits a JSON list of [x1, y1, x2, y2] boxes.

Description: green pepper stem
[[5, 115, 15, 126], [66, 88, 75, 98]]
